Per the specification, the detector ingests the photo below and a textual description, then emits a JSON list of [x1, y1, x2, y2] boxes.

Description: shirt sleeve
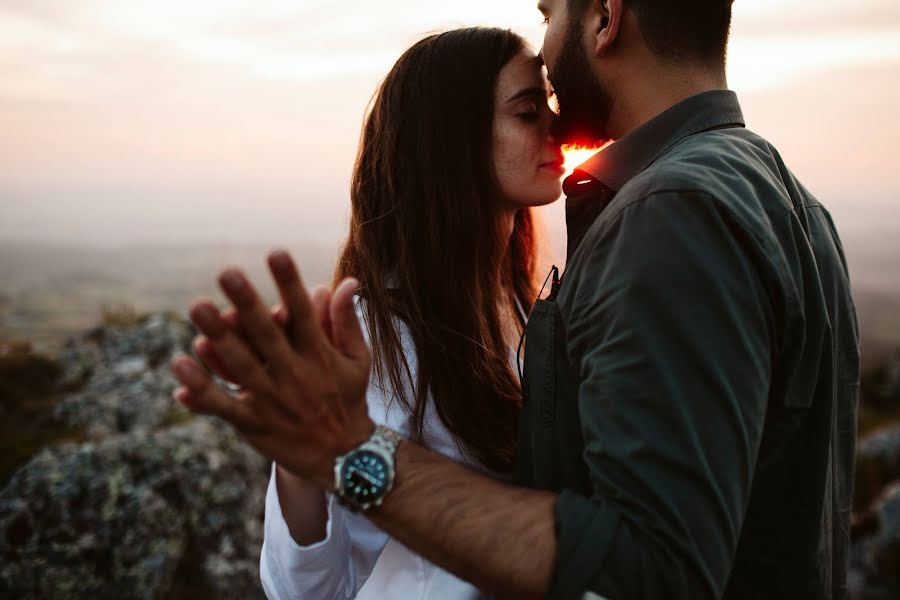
[[260, 300, 413, 600], [260, 462, 373, 600], [552, 191, 773, 599]]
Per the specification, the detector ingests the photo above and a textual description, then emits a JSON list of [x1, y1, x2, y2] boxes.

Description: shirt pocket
[[523, 299, 559, 426]]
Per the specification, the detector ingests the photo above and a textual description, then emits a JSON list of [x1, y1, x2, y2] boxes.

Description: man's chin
[[552, 120, 609, 148], [550, 106, 607, 147]]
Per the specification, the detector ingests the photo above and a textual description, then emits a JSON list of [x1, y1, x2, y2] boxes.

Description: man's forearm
[[368, 440, 558, 600]]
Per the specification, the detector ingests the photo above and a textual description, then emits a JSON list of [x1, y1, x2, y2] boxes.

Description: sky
[[1, 0, 899, 251]]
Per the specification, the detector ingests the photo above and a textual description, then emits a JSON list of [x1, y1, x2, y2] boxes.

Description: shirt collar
[[563, 89, 745, 196]]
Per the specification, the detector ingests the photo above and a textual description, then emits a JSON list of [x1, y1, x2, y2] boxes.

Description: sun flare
[[561, 142, 613, 176]]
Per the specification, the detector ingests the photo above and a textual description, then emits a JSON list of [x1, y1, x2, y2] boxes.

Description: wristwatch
[[334, 426, 402, 512]]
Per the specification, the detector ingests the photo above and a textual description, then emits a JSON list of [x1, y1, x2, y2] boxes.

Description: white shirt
[[260, 299, 523, 600]]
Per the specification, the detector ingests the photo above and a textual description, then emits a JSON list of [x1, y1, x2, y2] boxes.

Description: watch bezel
[[334, 434, 398, 512]]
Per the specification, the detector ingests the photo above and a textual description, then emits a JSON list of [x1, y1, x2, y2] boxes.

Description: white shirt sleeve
[[259, 299, 415, 600]]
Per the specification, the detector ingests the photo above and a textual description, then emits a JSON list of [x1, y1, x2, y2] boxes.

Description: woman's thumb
[[329, 278, 368, 362]]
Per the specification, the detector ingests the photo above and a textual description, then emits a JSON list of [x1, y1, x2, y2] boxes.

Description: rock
[[855, 426, 900, 509], [1, 312, 274, 598], [850, 483, 900, 599], [57, 339, 99, 391], [114, 356, 149, 378], [53, 313, 195, 437], [0, 419, 268, 599], [872, 484, 900, 585], [83, 311, 194, 372]]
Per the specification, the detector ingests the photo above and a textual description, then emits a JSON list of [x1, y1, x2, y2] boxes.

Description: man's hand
[[170, 250, 374, 490]]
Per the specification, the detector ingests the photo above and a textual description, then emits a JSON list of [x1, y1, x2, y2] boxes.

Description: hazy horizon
[[1, 0, 899, 248]]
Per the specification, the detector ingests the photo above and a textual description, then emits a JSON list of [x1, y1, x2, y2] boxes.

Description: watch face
[[340, 449, 389, 504]]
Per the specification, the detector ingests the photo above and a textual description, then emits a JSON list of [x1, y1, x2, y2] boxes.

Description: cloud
[[0, 0, 546, 99], [1, 0, 898, 247], [734, 0, 900, 30], [729, 28, 900, 91]]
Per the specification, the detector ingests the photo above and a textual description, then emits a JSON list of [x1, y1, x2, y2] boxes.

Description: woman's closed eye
[[515, 100, 541, 122]]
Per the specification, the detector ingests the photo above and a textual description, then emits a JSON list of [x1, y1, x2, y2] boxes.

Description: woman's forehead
[[497, 50, 549, 101]]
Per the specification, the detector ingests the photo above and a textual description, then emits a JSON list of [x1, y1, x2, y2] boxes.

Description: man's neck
[[607, 66, 728, 140]]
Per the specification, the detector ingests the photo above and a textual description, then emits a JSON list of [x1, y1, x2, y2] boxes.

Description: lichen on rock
[[0, 313, 269, 599]]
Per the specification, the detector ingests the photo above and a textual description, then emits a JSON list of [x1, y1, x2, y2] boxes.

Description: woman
[[260, 28, 563, 598]]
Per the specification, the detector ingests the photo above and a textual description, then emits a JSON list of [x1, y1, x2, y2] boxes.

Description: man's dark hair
[[569, 0, 734, 64]]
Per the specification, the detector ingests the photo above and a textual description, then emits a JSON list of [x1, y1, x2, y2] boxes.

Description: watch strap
[[369, 425, 402, 454]]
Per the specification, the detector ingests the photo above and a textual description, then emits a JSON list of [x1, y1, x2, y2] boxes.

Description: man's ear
[[592, 0, 622, 57]]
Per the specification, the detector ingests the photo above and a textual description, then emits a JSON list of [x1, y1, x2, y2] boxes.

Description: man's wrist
[[300, 416, 376, 491]]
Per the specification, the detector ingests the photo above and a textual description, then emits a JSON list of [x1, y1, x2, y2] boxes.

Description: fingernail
[[173, 355, 206, 388], [190, 304, 219, 332], [270, 249, 289, 264], [337, 277, 359, 295], [268, 251, 293, 278], [173, 387, 193, 406], [220, 269, 245, 292]]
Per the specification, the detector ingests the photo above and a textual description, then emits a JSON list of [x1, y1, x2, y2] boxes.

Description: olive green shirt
[[516, 90, 859, 599]]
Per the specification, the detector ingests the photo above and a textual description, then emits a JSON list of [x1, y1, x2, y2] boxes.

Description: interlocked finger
[[311, 285, 334, 343], [171, 354, 261, 431], [330, 278, 368, 361], [217, 268, 297, 376], [193, 335, 239, 386], [267, 250, 325, 352], [189, 299, 276, 395]]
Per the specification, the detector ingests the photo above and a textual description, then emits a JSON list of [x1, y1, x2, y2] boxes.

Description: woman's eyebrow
[[506, 86, 548, 104]]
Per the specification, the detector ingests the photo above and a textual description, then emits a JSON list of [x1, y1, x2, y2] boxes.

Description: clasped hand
[[169, 250, 375, 490]]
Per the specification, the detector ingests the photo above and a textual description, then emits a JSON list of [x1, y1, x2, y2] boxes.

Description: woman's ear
[[592, 0, 623, 58]]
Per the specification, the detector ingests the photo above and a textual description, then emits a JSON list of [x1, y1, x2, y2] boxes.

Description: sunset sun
[[561, 142, 613, 176]]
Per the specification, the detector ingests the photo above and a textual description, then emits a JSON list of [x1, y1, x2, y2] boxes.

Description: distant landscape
[[831, 227, 900, 369], [0, 241, 338, 355], [0, 226, 898, 369]]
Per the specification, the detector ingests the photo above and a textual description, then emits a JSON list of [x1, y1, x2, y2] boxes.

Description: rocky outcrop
[[851, 426, 900, 599], [2, 312, 900, 598], [850, 481, 900, 599], [856, 426, 900, 509], [0, 313, 269, 599], [52, 312, 195, 438]]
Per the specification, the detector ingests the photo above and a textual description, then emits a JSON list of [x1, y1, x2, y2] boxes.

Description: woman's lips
[[539, 157, 566, 174]]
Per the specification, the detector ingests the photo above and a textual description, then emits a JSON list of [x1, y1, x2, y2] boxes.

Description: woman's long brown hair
[[334, 28, 539, 473]]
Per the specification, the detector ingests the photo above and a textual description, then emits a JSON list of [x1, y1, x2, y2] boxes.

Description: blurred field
[[841, 228, 900, 370], [0, 241, 337, 355], [0, 230, 897, 366]]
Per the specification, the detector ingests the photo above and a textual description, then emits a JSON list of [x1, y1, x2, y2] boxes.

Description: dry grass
[[0, 341, 84, 484], [100, 303, 146, 327]]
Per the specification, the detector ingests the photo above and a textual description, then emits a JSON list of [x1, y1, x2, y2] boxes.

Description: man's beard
[[548, 17, 613, 146]]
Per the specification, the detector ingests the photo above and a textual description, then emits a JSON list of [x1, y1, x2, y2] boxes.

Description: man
[[171, 0, 860, 598]]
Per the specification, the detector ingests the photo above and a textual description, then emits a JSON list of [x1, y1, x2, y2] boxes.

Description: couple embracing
[[171, 1, 860, 599]]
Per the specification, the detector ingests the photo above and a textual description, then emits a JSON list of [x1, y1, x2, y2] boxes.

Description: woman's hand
[[170, 250, 374, 490], [191, 303, 290, 387]]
